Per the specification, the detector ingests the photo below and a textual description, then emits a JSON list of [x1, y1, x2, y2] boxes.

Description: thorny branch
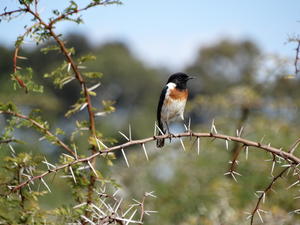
[[249, 167, 289, 225], [9, 131, 300, 193], [18, 1, 105, 216], [288, 36, 300, 76], [294, 39, 300, 76], [0, 110, 75, 156]]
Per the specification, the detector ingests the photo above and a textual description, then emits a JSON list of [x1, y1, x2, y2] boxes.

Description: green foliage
[[40, 45, 60, 54], [12, 68, 44, 93]]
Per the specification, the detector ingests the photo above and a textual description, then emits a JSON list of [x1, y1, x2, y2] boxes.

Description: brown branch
[[22, 3, 98, 214], [0, 139, 16, 144], [250, 167, 289, 225], [48, 1, 110, 27], [10, 131, 300, 193], [0, 8, 26, 17], [12, 22, 40, 93], [294, 40, 300, 76], [228, 144, 245, 179], [138, 194, 146, 225], [0, 110, 75, 156]]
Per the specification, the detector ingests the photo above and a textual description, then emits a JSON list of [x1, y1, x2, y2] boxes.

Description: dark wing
[[157, 85, 168, 132], [156, 85, 168, 147]]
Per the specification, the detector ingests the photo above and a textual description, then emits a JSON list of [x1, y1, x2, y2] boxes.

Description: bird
[[156, 72, 194, 147]]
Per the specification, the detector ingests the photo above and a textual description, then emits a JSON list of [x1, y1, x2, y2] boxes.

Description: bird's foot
[[168, 132, 176, 143]]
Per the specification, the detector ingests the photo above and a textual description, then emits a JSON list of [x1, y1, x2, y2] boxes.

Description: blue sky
[[1, 0, 300, 70]]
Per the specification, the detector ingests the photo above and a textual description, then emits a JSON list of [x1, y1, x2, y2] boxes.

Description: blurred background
[[1, 0, 300, 224]]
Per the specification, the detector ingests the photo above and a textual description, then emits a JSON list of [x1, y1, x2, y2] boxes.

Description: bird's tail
[[156, 121, 165, 148]]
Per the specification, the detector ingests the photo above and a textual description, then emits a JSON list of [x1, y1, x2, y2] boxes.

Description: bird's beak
[[188, 76, 196, 80]]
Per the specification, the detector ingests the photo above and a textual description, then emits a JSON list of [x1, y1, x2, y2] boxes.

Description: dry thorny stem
[[9, 1, 113, 219], [5, 130, 300, 224], [0, 110, 75, 156], [8, 131, 300, 193], [248, 167, 290, 225]]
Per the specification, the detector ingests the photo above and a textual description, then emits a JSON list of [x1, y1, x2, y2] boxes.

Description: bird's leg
[[165, 121, 173, 143]]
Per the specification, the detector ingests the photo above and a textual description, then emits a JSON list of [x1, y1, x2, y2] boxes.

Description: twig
[[250, 167, 289, 225], [22, 2, 99, 215], [0, 8, 26, 17], [0, 110, 75, 156], [294, 40, 300, 76]]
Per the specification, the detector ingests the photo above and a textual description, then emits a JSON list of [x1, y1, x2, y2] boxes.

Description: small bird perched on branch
[[156, 72, 194, 147]]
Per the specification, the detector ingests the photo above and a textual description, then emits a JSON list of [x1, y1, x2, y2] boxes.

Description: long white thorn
[[121, 148, 130, 167], [114, 198, 123, 212], [95, 137, 108, 149], [245, 146, 249, 160], [145, 191, 157, 198], [225, 139, 229, 151], [197, 137, 200, 155], [42, 157, 56, 169], [145, 210, 158, 215], [41, 178, 51, 192], [257, 209, 264, 223], [287, 180, 299, 189], [73, 202, 87, 209], [69, 166, 76, 183], [122, 205, 135, 217], [155, 123, 164, 135], [119, 131, 130, 141], [129, 124, 132, 141], [142, 143, 149, 161], [211, 119, 218, 134], [79, 102, 88, 111], [180, 138, 186, 151], [91, 203, 106, 216], [271, 161, 275, 177], [88, 161, 98, 177], [80, 215, 96, 225], [125, 209, 137, 225], [88, 82, 101, 92]]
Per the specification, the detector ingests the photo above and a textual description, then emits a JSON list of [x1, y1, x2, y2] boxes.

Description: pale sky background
[[1, 0, 300, 70]]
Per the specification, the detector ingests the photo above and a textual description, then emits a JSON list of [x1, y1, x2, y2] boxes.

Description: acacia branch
[[0, 110, 75, 156], [10, 131, 300, 193], [48, 0, 121, 27], [0, 8, 27, 17], [250, 167, 289, 225], [21, 2, 104, 218]]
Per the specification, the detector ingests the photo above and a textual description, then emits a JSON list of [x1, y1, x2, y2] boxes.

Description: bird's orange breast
[[169, 88, 188, 100]]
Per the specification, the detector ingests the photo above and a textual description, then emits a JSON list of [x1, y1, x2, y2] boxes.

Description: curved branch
[[0, 110, 75, 156], [10, 131, 300, 193]]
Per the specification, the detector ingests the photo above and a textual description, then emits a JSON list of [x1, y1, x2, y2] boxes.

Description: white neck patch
[[167, 82, 176, 89]]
